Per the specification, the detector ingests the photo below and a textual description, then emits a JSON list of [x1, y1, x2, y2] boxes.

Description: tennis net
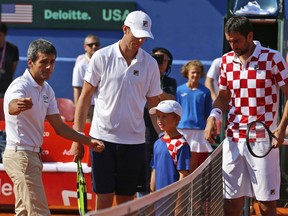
[[87, 143, 223, 216]]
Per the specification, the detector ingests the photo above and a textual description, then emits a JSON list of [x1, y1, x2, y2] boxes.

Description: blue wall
[[6, 0, 227, 100]]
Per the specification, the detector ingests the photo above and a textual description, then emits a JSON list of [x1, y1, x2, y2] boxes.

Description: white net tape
[[87, 143, 223, 216]]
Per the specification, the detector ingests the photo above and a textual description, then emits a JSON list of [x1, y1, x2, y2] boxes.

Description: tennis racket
[[77, 159, 88, 215], [246, 121, 288, 158]]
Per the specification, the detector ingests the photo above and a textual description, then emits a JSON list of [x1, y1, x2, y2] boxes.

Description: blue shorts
[[90, 140, 146, 196]]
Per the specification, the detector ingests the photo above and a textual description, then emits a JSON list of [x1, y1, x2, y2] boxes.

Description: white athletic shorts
[[222, 138, 280, 201], [178, 129, 213, 153]]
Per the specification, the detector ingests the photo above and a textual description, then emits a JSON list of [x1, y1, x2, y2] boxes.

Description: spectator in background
[[177, 60, 213, 173], [2, 39, 105, 215], [204, 57, 221, 101], [75, 54, 85, 65], [139, 47, 177, 196], [71, 11, 162, 210], [0, 22, 19, 98], [72, 34, 100, 122], [205, 57, 222, 139], [152, 47, 177, 101]]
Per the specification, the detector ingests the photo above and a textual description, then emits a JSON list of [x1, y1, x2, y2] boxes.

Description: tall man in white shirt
[[71, 11, 162, 210]]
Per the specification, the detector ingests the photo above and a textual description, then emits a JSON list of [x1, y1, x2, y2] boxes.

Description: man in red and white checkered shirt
[[205, 16, 288, 216]]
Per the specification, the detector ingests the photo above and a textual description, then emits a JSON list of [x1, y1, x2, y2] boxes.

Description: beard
[[234, 43, 249, 57]]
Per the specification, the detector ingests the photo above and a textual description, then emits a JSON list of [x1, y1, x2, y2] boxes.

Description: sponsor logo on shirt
[[43, 95, 49, 103], [133, 70, 139, 76], [254, 64, 259, 70]]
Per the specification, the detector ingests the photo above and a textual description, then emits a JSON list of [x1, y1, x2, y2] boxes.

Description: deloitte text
[[44, 10, 91, 20]]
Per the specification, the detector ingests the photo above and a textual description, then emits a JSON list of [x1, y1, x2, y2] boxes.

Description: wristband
[[208, 108, 222, 121]]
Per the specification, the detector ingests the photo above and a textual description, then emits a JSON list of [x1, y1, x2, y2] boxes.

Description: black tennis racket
[[246, 121, 288, 158], [77, 159, 88, 215]]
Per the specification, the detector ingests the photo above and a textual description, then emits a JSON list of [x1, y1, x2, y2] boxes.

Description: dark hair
[[0, 23, 8, 34], [27, 39, 57, 62], [151, 47, 173, 73], [224, 16, 253, 38]]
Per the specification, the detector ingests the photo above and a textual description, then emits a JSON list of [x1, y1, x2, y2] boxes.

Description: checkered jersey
[[219, 41, 288, 141], [162, 135, 188, 165]]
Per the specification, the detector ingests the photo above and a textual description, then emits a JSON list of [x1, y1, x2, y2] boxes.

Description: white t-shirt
[[206, 57, 221, 93], [72, 53, 89, 87], [4, 69, 59, 147], [85, 41, 162, 144], [72, 54, 95, 105]]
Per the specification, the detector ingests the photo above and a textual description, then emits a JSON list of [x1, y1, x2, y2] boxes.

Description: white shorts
[[178, 129, 213, 153], [222, 138, 280, 201]]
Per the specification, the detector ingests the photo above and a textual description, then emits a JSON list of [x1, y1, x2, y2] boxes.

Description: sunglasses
[[86, 42, 100, 48]]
